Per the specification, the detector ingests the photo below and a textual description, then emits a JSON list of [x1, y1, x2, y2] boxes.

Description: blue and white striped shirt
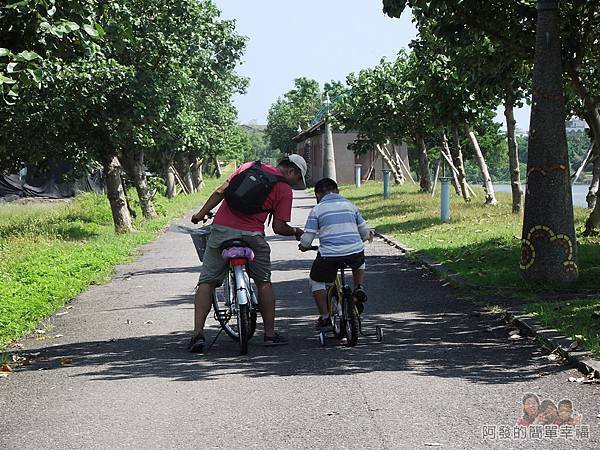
[[300, 193, 371, 257]]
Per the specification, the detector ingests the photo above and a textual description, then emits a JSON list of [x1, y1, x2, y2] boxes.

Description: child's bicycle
[[303, 246, 383, 347]]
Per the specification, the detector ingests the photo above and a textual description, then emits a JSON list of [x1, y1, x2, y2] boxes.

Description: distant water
[[494, 184, 589, 208]]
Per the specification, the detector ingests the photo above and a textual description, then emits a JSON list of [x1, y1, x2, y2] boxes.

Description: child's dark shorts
[[309, 251, 365, 283]]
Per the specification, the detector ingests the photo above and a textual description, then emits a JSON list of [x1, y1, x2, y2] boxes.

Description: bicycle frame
[[229, 259, 251, 307]]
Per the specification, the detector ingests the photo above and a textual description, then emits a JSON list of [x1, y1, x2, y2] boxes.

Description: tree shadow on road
[[16, 255, 563, 386]]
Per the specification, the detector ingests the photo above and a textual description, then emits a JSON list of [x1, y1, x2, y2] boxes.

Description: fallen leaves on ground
[[60, 357, 73, 366], [568, 374, 598, 384], [1, 363, 13, 377]]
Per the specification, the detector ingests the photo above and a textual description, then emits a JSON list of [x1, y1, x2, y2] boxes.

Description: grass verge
[[0, 178, 221, 349], [340, 181, 600, 356]]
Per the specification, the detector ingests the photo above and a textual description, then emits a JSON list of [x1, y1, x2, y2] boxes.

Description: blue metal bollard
[[383, 169, 391, 199], [354, 164, 362, 188], [440, 177, 451, 222]]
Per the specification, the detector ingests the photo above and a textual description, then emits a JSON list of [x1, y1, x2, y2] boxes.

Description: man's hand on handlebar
[[293, 227, 304, 241], [191, 211, 214, 224], [298, 243, 318, 252]]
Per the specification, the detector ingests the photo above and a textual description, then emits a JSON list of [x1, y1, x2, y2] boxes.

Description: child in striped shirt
[[299, 178, 372, 329]]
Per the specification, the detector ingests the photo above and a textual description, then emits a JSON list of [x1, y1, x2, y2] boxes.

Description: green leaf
[[83, 24, 99, 38], [39, 21, 52, 32], [6, 0, 28, 9], [95, 23, 106, 39], [47, 5, 56, 17], [16, 51, 41, 62], [7, 62, 19, 73], [27, 68, 43, 83], [0, 75, 17, 85], [0, 48, 10, 58], [64, 22, 80, 32]]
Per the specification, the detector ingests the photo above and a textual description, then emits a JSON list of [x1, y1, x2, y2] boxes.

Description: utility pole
[[322, 93, 337, 181]]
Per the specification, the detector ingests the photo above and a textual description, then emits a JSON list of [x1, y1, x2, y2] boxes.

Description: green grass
[[340, 181, 600, 356], [0, 178, 222, 349], [341, 181, 600, 291], [526, 299, 600, 356]]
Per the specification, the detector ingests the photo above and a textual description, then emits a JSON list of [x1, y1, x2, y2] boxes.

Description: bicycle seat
[[220, 239, 251, 250], [220, 239, 255, 262]]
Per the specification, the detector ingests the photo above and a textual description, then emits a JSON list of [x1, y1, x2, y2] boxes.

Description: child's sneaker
[[316, 316, 333, 331], [353, 285, 368, 303]]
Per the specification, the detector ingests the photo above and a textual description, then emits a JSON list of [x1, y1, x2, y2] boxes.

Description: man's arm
[[272, 218, 303, 240], [191, 182, 227, 224]]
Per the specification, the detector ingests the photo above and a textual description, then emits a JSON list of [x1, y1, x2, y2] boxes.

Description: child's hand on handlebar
[[298, 243, 318, 252]]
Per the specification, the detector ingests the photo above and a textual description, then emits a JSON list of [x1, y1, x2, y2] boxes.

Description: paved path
[[1, 191, 599, 449]]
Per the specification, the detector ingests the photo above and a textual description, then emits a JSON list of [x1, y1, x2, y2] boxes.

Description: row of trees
[[380, 0, 599, 282], [0, 0, 247, 232], [267, 1, 597, 283]]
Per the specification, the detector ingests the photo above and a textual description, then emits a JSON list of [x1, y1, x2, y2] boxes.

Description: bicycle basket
[[189, 226, 212, 262]]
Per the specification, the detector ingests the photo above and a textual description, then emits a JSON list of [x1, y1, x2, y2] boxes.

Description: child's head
[[522, 393, 539, 419], [558, 399, 573, 421], [314, 178, 339, 202], [538, 399, 558, 424]]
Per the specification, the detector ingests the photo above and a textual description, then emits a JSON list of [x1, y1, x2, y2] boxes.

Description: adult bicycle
[[185, 216, 259, 355]]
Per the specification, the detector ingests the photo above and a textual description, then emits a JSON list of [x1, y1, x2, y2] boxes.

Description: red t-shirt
[[213, 162, 293, 233]]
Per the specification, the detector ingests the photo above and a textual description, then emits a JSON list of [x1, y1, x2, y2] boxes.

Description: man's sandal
[[188, 333, 205, 353]]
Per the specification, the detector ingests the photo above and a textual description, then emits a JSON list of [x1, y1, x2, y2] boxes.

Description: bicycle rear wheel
[[238, 303, 250, 355], [327, 286, 343, 339], [213, 272, 258, 342], [343, 294, 359, 347]]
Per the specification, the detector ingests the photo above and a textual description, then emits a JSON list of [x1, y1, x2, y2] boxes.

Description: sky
[[213, 0, 531, 131]]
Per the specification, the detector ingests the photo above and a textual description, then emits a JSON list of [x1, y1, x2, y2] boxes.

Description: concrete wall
[[295, 132, 412, 186]]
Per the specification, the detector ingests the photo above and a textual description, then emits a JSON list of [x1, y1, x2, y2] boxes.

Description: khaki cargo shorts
[[197, 225, 271, 285]]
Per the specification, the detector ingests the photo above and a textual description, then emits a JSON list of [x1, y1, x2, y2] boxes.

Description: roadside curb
[[374, 230, 600, 379]]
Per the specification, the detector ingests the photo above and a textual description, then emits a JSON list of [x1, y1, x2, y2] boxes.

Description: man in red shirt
[[189, 155, 307, 352]]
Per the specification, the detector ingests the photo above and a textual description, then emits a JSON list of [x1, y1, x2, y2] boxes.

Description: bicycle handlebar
[[298, 244, 318, 252], [191, 211, 214, 224]]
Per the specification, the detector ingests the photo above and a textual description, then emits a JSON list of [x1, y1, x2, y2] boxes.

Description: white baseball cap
[[287, 154, 307, 190]]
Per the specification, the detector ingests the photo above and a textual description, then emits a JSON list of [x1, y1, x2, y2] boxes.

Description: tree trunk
[[175, 154, 195, 193], [384, 143, 405, 184], [102, 154, 133, 233], [190, 156, 204, 191], [161, 154, 176, 199], [441, 131, 462, 196], [464, 123, 497, 205], [521, 0, 577, 283], [567, 58, 600, 214], [586, 158, 600, 209], [450, 128, 471, 202], [504, 95, 523, 213], [213, 156, 223, 178], [375, 144, 403, 184], [416, 133, 432, 192], [121, 149, 158, 220]]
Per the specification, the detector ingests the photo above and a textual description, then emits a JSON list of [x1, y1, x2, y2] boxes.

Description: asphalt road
[[1, 191, 599, 449]]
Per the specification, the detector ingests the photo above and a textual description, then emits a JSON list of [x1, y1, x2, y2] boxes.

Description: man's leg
[[194, 281, 217, 337], [255, 281, 276, 338]]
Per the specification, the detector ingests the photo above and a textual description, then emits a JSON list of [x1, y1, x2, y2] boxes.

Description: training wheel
[[319, 331, 326, 347], [375, 326, 384, 342]]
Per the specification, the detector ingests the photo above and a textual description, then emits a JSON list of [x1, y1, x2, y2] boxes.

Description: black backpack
[[224, 161, 285, 215]]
